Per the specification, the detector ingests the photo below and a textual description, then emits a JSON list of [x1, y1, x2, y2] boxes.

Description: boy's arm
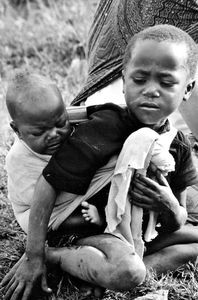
[[158, 188, 187, 231], [1, 175, 56, 300], [130, 166, 188, 232]]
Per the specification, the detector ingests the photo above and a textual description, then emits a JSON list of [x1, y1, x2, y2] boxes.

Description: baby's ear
[[10, 121, 20, 137], [183, 80, 196, 101]]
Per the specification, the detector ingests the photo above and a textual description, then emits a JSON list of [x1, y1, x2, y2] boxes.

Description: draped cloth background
[[72, 0, 198, 106]]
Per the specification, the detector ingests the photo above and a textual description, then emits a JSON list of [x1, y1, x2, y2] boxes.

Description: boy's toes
[[94, 286, 105, 298]]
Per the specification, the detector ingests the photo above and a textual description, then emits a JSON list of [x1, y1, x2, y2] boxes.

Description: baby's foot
[[81, 201, 103, 226]]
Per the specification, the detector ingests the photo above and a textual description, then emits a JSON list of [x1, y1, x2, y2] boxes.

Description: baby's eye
[[56, 120, 67, 128], [31, 131, 44, 137]]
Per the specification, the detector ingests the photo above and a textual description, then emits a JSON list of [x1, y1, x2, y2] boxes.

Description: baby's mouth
[[47, 141, 61, 151]]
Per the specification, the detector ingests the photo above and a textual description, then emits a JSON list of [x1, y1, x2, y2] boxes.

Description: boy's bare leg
[[144, 243, 198, 274], [50, 207, 107, 297], [144, 224, 198, 274], [46, 233, 146, 291], [1, 234, 146, 299], [145, 224, 198, 254], [81, 201, 104, 226]]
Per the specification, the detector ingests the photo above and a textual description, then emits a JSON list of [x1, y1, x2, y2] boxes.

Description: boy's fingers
[[4, 280, 19, 300], [41, 275, 52, 294], [3, 276, 15, 294], [149, 162, 158, 173], [21, 284, 33, 300], [156, 170, 168, 186], [1, 270, 16, 287], [9, 282, 25, 300], [135, 174, 158, 190], [132, 200, 151, 210], [1, 255, 26, 287]]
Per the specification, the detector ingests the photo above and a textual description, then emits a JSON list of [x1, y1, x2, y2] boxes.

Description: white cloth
[[105, 126, 177, 257], [86, 78, 125, 106], [6, 136, 117, 233]]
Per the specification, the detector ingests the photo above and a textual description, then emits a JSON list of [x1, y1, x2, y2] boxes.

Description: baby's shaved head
[[6, 70, 62, 122]]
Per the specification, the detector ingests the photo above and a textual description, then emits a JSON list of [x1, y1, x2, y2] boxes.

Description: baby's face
[[123, 39, 193, 129], [15, 93, 71, 155]]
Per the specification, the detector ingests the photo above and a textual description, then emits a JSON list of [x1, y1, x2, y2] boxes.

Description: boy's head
[[6, 71, 71, 155], [122, 24, 198, 129]]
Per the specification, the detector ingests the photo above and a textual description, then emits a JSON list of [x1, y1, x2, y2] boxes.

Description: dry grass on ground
[[1, 1, 198, 299]]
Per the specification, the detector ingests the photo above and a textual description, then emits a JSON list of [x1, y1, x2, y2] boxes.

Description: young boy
[[2, 24, 198, 300]]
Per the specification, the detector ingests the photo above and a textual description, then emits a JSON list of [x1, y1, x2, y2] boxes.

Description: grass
[[1, 1, 198, 299]]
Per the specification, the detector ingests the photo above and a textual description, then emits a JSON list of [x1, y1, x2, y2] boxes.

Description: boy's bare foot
[[81, 201, 103, 226], [68, 275, 105, 298], [46, 248, 105, 298]]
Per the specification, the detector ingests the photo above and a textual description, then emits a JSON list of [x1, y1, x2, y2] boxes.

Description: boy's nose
[[142, 85, 160, 98]]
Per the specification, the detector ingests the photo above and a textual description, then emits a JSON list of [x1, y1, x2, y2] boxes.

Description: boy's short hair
[[123, 24, 198, 78], [6, 70, 62, 121]]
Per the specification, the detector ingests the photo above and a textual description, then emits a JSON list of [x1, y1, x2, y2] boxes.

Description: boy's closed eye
[[160, 80, 177, 88], [132, 76, 146, 84]]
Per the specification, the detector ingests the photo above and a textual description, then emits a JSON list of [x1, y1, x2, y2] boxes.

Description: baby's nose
[[48, 127, 58, 139]]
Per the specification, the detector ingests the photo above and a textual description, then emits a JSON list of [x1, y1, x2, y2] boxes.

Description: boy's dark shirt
[[43, 103, 197, 195]]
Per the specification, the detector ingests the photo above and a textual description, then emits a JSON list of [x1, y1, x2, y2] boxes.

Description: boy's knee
[[119, 253, 146, 289], [108, 252, 146, 291]]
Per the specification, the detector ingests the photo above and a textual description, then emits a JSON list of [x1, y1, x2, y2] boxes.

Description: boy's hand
[[1, 253, 52, 300], [129, 165, 178, 212]]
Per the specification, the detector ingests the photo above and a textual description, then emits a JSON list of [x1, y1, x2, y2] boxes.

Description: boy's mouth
[[139, 102, 160, 109]]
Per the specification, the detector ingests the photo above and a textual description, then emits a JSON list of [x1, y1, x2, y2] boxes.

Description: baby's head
[[6, 71, 71, 155], [122, 24, 198, 130]]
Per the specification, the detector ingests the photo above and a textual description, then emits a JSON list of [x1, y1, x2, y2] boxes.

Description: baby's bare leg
[[46, 233, 146, 291]]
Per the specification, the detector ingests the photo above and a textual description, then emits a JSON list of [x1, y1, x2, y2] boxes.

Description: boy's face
[[123, 39, 194, 128], [12, 91, 71, 155]]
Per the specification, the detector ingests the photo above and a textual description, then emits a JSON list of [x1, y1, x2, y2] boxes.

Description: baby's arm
[[26, 175, 56, 260], [2, 175, 57, 300]]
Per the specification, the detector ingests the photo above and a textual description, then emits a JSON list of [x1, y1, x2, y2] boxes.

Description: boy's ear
[[183, 80, 196, 101], [122, 70, 125, 94], [10, 121, 21, 137]]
